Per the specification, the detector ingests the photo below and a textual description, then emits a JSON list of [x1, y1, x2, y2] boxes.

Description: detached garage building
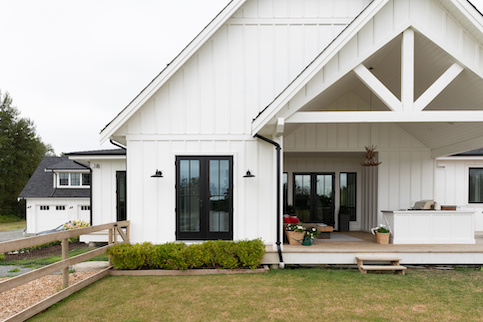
[[18, 156, 91, 234]]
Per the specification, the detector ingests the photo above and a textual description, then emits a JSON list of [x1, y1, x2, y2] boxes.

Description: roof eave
[[100, 0, 247, 145]]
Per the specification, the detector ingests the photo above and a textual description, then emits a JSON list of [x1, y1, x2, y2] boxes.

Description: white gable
[[103, 0, 372, 144]]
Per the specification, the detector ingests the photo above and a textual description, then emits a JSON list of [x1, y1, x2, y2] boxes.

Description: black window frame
[[469, 168, 483, 203]]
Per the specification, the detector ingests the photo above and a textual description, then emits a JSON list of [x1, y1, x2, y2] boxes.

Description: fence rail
[[0, 220, 130, 322]]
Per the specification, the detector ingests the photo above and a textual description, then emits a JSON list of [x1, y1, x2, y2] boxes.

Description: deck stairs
[[356, 256, 407, 275]]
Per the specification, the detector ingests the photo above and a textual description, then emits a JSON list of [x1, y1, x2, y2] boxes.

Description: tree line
[[0, 90, 50, 218]]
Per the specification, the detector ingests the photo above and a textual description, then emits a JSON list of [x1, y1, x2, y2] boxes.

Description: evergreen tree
[[0, 90, 49, 217]]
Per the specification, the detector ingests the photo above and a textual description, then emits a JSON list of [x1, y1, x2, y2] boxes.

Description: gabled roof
[[66, 149, 126, 156], [100, 0, 247, 144], [18, 156, 90, 199], [252, 0, 483, 135]]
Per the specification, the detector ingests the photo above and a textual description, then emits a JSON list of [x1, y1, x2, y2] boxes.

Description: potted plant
[[302, 226, 319, 246], [371, 224, 390, 244], [285, 223, 305, 245]]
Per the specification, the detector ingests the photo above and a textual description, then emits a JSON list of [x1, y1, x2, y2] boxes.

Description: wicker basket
[[375, 231, 390, 244], [286, 231, 305, 245]]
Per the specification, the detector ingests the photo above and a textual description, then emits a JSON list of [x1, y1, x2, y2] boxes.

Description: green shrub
[[107, 242, 152, 270], [151, 243, 188, 270], [108, 239, 266, 270], [236, 239, 265, 269]]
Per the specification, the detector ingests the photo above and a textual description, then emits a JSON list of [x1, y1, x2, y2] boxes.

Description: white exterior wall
[[25, 198, 90, 234], [90, 159, 126, 225], [116, 0, 372, 243], [434, 159, 483, 231]]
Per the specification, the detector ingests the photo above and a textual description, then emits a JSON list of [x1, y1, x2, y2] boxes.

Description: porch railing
[[0, 220, 129, 321]]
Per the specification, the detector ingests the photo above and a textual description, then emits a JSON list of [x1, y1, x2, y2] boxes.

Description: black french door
[[293, 173, 335, 225], [176, 156, 233, 240]]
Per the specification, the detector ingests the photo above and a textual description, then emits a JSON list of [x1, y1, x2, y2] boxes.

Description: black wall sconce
[[243, 170, 255, 178], [151, 169, 164, 178]]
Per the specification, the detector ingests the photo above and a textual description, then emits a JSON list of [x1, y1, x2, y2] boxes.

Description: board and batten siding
[[284, 122, 434, 221], [90, 159, 126, 226], [125, 137, 276, 244], [434, 160, 483, 231], [116, 0, 371, 138]]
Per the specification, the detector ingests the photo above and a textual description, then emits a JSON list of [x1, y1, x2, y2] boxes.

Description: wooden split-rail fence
[[0, 221, 130, 322]]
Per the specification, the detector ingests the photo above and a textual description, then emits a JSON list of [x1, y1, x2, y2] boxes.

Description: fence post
[[108, 227, 113, 266], [62, 238, 69, 289], [114, 224, 118, 244]]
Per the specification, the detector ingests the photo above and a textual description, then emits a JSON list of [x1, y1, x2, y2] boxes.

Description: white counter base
[[382, 210, 476, 244]]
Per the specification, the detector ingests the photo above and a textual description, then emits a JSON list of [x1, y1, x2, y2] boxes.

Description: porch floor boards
[[273, 231, 483, 253]]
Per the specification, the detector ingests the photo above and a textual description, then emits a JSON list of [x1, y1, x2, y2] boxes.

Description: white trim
[[414, 63, 464, 111], [69, 155, 126, 161], [100, 0, 248, 145], [286, 111, 483, 123], [401, 29, 415, 111], [353, 64, 402, 112], [227, 18, 353, 25]]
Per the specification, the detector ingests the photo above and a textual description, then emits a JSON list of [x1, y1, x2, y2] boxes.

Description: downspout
[[73, 160, 93, 226], [254, 134, 284, 269]]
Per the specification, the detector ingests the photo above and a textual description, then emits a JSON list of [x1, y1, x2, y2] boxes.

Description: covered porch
[[262, 232, 483, 265]]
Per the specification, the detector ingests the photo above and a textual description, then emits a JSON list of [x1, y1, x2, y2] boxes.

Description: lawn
[[30, 268, 483, 321], [0, 214, 25, 232]]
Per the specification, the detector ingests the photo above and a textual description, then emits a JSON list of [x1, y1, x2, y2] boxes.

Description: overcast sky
[[1, 0, 483, 154]]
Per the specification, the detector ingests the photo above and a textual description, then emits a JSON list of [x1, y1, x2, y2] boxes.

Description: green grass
[[0, 217, 26, 231], [0, 247, 102, 268], [29, 268, 483, 321]]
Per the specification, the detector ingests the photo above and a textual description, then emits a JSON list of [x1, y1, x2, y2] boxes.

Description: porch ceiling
[[284, 30, 483, 157]]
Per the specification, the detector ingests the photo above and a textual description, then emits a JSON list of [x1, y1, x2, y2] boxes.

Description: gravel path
[[0, 229, 24, 242]]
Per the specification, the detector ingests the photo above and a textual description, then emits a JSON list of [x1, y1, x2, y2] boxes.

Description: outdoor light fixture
[[243, 170, 255, 178], [151, 169, 164, 178]]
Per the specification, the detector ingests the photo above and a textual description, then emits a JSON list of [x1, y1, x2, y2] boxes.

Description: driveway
[[0, 229, 24, 242]]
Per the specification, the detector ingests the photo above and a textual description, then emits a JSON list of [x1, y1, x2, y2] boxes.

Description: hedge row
[[107, 239, 266, 270]]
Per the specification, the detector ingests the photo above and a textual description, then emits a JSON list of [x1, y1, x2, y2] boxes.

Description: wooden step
[[356, 256, 406, 275]]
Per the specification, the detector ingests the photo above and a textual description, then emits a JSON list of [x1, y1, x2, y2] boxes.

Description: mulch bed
[[5, 242, 90, 261]]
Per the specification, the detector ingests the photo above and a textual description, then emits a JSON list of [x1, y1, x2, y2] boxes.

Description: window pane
[[82, 173, 91, 186], [294, 174, 311, 222], [316, 174, 333, 223], [59, 173, 69, 186], [209, 160, 230, 232], [179, 160, 200, 232], [340, 172, 357, 221], [71, 173, 80, 186], [469, 168, 483, 203]]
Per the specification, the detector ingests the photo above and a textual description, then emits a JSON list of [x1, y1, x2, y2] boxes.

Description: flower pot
[[302, 237, 315, 246], [375, 231, 390, 244], [286, 231, 305, 245]]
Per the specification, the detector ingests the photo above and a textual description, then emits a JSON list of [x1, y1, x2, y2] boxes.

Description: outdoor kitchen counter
[[382, 210, 476, 244]]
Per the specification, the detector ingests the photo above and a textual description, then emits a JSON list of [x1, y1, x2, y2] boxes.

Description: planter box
[[286, 231, 305, 245], [375, 231, 390, 244]]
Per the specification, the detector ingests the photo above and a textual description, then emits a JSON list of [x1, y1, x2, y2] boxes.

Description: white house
[[74, 0, 483, 259], [19, 156, 91, 234]]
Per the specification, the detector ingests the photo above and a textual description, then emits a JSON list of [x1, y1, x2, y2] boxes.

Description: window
[[82, 173, 91, 186], [59, 173, 69, 186], [81, 205, 90, 211], [56, 206, 65, 211], [57, 172, 90, 187], [71, 173, 80, 186], [469, 168, 483, 203], [40, 206, 50, 211]]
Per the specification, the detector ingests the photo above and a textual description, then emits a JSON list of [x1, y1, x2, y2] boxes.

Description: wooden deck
[[262, 232, 483, 265]]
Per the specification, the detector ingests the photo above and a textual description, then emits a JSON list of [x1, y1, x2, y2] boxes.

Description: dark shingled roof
[[453, 148, 483, 156], [18, 156, 90, 199], [66, 149, 126, 156]]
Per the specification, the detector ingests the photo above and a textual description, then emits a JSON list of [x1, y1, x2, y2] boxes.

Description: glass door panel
[[179, 160, 200, 233], [316, 174, 334, 224], [294, 174, 311, 222], [209, 160, 230, 232], [116, 171, 127, 222], [340, 172, 357, 221]]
